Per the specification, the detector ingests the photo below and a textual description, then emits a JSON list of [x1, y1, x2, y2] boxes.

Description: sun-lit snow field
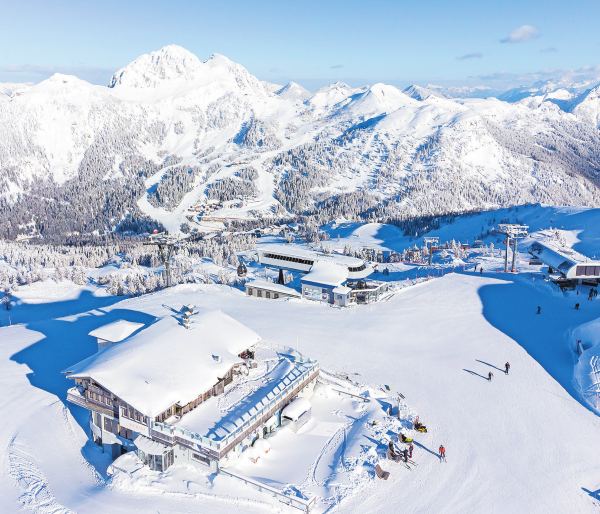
[[3, 205, 600, 513]]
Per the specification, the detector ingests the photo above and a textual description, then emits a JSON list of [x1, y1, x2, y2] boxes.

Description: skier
[[480, 268, 483, 275], [409, 443, 413, 459], [439, 445, 446, 462], [488, 371, 494, 381], [595, 289, 598, 298], [575, 303, 580, 310], [403, 448, 409, 463], [537, 306, 541, 314], [589, 289, 594, 301], [505, 362, 510, 375]]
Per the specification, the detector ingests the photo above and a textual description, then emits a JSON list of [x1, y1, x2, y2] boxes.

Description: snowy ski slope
[[3, 207, 600, 512]]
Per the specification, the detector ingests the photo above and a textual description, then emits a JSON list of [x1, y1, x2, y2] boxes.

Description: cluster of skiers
[[389, 441, 413, 463], [488, 362, 510, 381], [588, 288, 598, 301]]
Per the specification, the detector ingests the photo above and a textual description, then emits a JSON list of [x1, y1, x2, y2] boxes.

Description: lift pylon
[[497, 224, 529, 272]]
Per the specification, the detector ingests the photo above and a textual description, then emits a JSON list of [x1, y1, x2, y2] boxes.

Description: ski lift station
[[63, 309, 319, 474], [529, 239, 600, 284], [255, 244, 387, 306], [257, 244, 373, 280]]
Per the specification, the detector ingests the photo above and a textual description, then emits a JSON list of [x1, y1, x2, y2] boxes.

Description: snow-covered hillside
[[3, 206, 600, 513], [1, 45, 600, 239]]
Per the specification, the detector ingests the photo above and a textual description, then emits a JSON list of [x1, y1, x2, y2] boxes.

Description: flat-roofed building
[[245, 280, 302, 300], [300, 261, 348, 303]]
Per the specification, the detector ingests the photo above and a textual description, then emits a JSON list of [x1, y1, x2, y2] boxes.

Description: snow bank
[[573, 317, 600, 412]]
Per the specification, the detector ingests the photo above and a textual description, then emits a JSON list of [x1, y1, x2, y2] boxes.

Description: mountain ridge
[[1, 45, 600, 240]]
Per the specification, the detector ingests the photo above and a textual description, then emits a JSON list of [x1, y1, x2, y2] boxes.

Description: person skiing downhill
[[505, 362, 510, 375], [537, 306, 541, 314], [403, 448, 409, 463], [439, 445, 446, 463], [409, 443, 413, 459], [488, 371, 494, 381]]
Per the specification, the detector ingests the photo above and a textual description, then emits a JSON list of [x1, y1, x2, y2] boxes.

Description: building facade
[[64, 310, 319, 473]]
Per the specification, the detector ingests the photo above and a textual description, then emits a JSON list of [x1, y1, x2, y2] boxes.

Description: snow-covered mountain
[[275, 81, 311, 102], [0, 82, 33, 100], [1, 44, 600, 239], [569, 84, 600, 129]]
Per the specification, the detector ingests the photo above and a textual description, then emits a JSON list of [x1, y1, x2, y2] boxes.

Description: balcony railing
[[150, 362, 320, 458]]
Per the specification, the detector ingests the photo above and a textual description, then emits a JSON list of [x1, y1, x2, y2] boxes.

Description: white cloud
[[456, 52, 483, 61], [500, 25, 540, 44]]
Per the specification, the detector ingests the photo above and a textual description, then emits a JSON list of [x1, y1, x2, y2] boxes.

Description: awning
[[133, 435, 169, 455]]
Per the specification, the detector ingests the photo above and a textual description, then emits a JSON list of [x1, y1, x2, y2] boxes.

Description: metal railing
[[149, 362, 320, 458], [219, 468, 316, 513]]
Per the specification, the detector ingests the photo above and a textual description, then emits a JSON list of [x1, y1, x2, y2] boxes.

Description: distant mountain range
[[1, 44, 600, 240]]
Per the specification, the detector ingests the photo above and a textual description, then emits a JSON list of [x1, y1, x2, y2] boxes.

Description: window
[[104, 417, 118, 434], [266, 291, 271, 298], [257, 290, 262, 297], [94, 412, 101, 427], [192, 452, 210, 465], [247, 288, 252, 295], [348, 264, 366, 273], [274, 293, 279, 299]]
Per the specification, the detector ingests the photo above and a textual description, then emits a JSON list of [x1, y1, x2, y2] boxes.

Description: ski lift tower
[[143, 232, 182, 287], [423, 237, 439, 266], [497, 224, 528, 273]]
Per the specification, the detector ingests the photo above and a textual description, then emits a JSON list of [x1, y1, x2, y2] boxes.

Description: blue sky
[[1, 0, 599, 91]]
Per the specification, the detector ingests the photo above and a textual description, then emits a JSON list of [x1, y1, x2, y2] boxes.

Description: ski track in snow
[[7, 435, 75, 514]]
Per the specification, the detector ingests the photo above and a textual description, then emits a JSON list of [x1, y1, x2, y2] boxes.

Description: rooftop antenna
[[143, 231, 183, 287], [423, 237, 439, 266], [497, 224, 529, 272]]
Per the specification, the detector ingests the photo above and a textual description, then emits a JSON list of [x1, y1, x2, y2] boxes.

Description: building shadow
[[10, 296, 156, 433], [0, 288, 123, 326]]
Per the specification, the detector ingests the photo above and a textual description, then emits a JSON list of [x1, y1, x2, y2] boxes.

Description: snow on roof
[[332, 285, 352, 295], [134, 435, 168, 455], [64, 310, 260, 417], [88, 320, 144, 343], [246, 280, 301, 297], [528, 238, 598, 275], [258, 243, 365, 266], [174, 358, 315, 440], [282, 397, 311, 421], [301, 261, 347, 287]]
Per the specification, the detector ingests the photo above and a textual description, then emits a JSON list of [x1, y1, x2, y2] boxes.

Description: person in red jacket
[[439, 445, 446, 462]]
